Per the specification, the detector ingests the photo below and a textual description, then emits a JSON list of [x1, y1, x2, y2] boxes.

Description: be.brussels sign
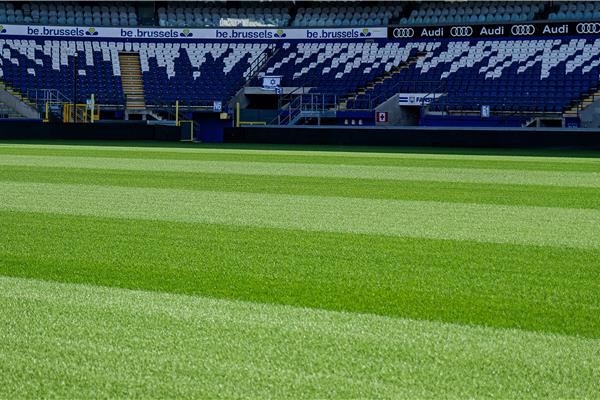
[[0, 24, 387, 40], [388, 21, 600, 40]]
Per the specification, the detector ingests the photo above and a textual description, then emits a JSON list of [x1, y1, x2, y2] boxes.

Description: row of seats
[[158, 2, 289, 28], [0, 39, 123, 104], [255, 37, 600, 115], [549, 1, 600, 20], [350, 38, 600, 113], [0, 39, 272, 106], [292, 3, 403, 28], [4, 1, 600, 28], [0, 2, 138, 26], [1, 35, 600, 115], [256, 42, 415, 98], [401, 1, 542, 25]]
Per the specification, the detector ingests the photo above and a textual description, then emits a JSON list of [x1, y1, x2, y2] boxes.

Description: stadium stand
[[549, 1, 600, 21], [158, 2, 291, 28], [141, 42, 270, 105], [0, 39, 123, 104], [400, 1, 544, 25], [0, 39, 271, 106], [292, 3, 402, 27], [2, 34, 600, 121], [253, 37, 600, 116], [0, 1, 600, 132], [0, 2, 138, 26]]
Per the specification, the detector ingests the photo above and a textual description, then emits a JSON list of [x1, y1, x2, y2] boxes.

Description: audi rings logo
[[393, 27, 415, 38], [576, 22, 600, 34], [511, 24, 536, 36], [450, 26, 473, 37]]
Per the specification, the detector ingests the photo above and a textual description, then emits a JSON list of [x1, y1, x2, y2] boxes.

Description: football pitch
[[0, 141, 599, 398]]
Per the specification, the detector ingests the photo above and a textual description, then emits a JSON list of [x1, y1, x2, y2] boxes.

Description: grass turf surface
[[0, 141, 599, 398]]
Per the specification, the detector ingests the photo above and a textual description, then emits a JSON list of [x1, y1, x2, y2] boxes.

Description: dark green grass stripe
[[1, 146, 600, 172], [4, 140, 600, 158], [2, 166, 599, 209], [1, 210, 598, 338]]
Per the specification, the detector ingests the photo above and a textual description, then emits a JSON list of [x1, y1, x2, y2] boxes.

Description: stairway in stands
[[119, 52, 146, 112], [564, 88, 600, 117], [0, 81, 41, 119], [338, 53, 425, 110], [0, 100, 25, 118]]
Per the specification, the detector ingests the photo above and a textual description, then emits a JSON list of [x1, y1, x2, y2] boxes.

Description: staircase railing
[[340, 51, 428, 110], [241, 44, 279, 86], [346, 80, 445, 110], [278, 94, 302, 125], [26, 88, 72, 120], [426, 94, 562, 116], [570, 91, 600, 116], [27, 88, 71, 106], [277, 93, 338, 125]]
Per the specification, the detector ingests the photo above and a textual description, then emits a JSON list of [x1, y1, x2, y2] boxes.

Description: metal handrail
[[427, 94, 567, 116], [277, 93, 338, 125], [27, 88, 71, 106]]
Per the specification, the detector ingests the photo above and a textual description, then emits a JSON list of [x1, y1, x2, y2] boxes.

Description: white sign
[[376, 111, 388, 123], [262, 75, 282, 90], [0, 24, 387, 40], [213, 101, 222, 112], [398, 93, 443, 106]]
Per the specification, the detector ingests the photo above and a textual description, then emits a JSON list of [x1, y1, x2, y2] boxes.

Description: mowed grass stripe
[[2, 154, 600, 187], [1, 181, 599, 249], [2, 211, 598, 337], [1, 144, 600, 171], [1, 276, 598, 399], [3, 140, 600, 162], [3, 165, 600, 209]]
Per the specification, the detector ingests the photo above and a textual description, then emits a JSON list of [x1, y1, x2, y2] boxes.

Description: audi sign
[[576, 22, 600, 34], [392, 27, 415, 38], [450, 26, 474, 37], [388, 21, 600, 40], [510, 24, 536, 36]]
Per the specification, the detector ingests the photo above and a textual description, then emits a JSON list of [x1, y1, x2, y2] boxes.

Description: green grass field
[[0, 141, 599, 398]]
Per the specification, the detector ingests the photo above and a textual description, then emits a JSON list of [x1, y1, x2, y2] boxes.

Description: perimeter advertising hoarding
[[0, 24, 387, 40], [388, 21, 600, 40]]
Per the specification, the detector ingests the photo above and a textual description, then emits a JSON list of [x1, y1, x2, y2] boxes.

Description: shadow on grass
[[1, 139, 600, 158]]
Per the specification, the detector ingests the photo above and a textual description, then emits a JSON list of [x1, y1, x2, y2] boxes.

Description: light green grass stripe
[[1, 181, 599, 249], [2, 142, 600, 163], [0, 276, 598, 399], [1, 154, 600, 187]]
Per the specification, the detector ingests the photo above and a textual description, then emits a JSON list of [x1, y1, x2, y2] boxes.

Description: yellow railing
[[239, 121, 267, 126], [62, 103, 100, 123]]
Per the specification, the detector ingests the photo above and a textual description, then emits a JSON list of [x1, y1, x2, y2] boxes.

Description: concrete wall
[[374, 94, 420, 126], [579, 100, 600, 128], [0, 121, 179, 141], [0, 88, 40, 119], [225, 125, 600, 148]]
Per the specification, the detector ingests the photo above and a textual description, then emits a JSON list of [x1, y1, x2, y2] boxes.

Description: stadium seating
[[549, 1, 600, 21], [2, 32, 600, 117], [255, 42, 418, 96], [1, 1, 600, 125], [401, 1, 543, 25], [292, 3, 403, 27], [141, 42, 269, 105], [0, 38, 268, 106], [0, 39, 123, 104], [256, 37, 600, 115], [157, 2, 290, 28], [0, 2, 138, 26]]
